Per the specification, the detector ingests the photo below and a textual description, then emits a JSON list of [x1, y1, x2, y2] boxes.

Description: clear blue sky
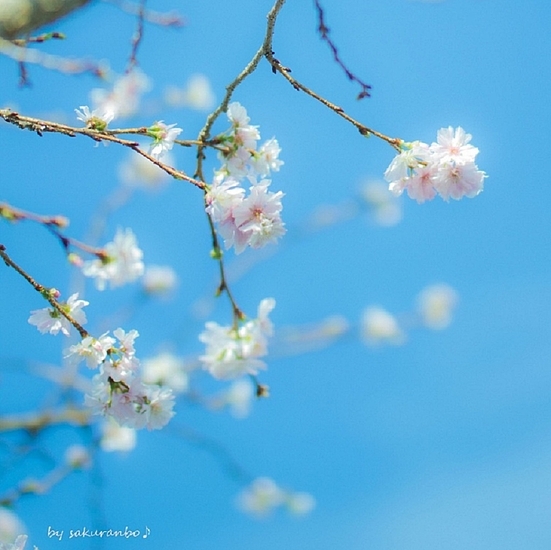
[[2, 0, 551, 549]]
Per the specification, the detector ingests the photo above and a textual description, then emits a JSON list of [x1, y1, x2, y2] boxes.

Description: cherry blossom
[[65, 332, 115, 368], [199, 298, 276, 380], [232, 181, 286, 252], [86, 369, 175, 431], [148, 121, 182, 160], [75, 105, 114, 131], [28, 292, 88, 336], [207, 177, 285, 254], [385, 127, 486, 203]]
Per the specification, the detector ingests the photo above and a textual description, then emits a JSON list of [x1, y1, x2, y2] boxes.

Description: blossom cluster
[[27, 295, 174, 430], [385, 126, 486, 203], [206, 102, 285, 254], [67, 328, 175, 430], [199, 298, 275, 380]]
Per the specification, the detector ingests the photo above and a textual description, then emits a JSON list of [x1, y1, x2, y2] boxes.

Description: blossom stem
[[0, 244, 89, 338], [0, 109, 207, 189], [265, 54, 402, 151]]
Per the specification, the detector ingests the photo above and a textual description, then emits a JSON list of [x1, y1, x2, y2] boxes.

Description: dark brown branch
[[314, 0, 372, 100]]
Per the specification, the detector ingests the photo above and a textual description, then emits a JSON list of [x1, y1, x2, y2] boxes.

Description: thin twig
[[0, 245, 89, 338], [0, 109, 207, 189], [194, 0, 287, 323], [314, 0, 372, 100], [265, 54, 402, 150]]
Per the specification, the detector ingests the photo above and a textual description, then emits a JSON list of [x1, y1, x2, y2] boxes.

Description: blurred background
[[2, 0, 551, 548]]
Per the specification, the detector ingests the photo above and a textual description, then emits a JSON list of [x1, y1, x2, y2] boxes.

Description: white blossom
[[75, 105, 114, 130], [148, 121, 182, 160], [28, 293, 88, 337], [220, 378, 255, 418], [199, 298, 275, 380], [285, 492, 317, 516], [65, 332, 115, 369]]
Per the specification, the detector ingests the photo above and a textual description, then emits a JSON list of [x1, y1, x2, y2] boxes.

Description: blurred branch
[[0, 0, 91, 39], [0, 36, 107, 82], [0, 408, 91, 433], [125, 0, 146, 73], [102, 0, 185, 27]]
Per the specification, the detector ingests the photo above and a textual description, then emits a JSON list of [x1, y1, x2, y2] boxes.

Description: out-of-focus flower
[[217, 378, 255, 418], [82, 228, 144, 290], [0, 509, 26, 545], [142, 265, 178, 296], [237, 478, 316, 518], [28, 293, 88, 337], [359, 180, 402, 226], [90, 69, 151, 118], [65, 445, 92, 469], [285, 492, 316, 516], [142, 352, 189, 393], [361, 306, 405, 346], [417, 284, 458, 329], [118, 152, 174, 190], [164, 74, 216, 111], [0, 534, 28, 550], [237, 478, 285, 517], [100, 419, 137, 452]]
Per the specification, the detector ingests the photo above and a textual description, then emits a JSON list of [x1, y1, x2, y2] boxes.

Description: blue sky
[[2, 0, 551, 549]]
